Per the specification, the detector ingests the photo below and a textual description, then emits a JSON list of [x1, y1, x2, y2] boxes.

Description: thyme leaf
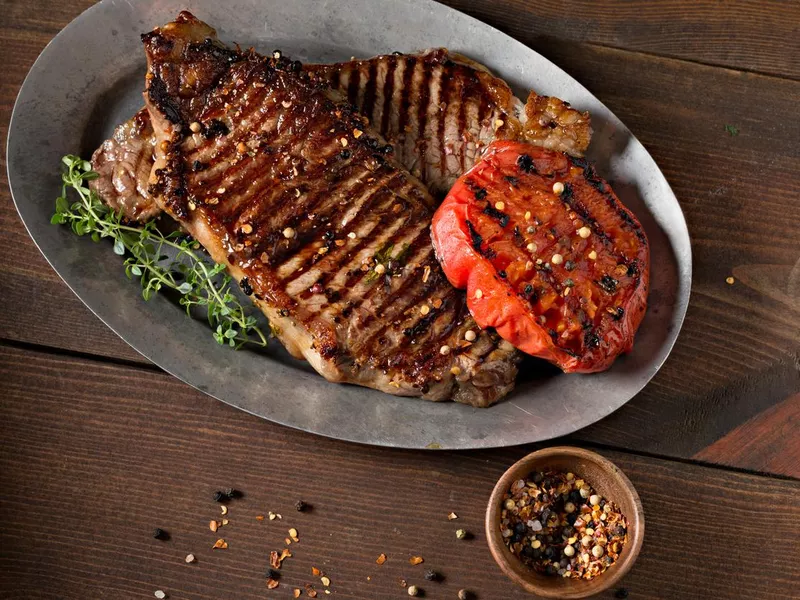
[[52, 154, 269, 349]]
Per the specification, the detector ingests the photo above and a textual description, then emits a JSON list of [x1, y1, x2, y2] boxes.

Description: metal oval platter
[[7, 0, 691, 449]]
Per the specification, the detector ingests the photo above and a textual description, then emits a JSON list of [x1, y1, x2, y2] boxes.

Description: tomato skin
[[431, 141, 649, 373]]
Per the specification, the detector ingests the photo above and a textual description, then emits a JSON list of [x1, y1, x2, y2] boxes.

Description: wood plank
[[1, 2, 799, 471], [0, 344, 798, 599], [0, 0, 145, 364], [441, 0, 800, 80], [544, 43, 800, 465], [694, 392, 800, 477]]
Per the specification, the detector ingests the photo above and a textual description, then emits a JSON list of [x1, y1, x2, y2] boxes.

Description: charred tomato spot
[[517, 153, 536, 173], [597, 275, 619, 294], [466, 220, 483, 251], [482, 204, 509, 228], [584, 330, 600, 348]]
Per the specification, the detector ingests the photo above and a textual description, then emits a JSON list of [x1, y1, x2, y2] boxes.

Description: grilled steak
[[90, 108, 159, 221], [93, 51, 590, 220], [141, 11, 518, 406], [309, 49, 591, 196]]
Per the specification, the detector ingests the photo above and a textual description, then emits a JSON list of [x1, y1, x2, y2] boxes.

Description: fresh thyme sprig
[[51, 154, 269, 349]]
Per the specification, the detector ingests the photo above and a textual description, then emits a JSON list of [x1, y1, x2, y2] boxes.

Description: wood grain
[[2, 9, 799, 470], [694, 392, 800, 477], [440, 0, 800, 80], [1, 344, 799, 599], [1, 2, 799, 470]]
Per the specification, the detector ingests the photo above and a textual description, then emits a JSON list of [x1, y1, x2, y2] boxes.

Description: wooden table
[[1, 1, 799, 598]]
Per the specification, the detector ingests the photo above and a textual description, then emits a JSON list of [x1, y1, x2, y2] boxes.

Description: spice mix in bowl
[[500, 470, 628, 578], [485, 447, 644, 598]]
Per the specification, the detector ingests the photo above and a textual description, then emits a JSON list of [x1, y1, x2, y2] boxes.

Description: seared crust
[[142, 12, 518, 406], [309, 49, 591, 197], [94, 50, 591, 221]]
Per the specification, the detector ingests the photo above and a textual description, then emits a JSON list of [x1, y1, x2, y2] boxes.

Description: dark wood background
[[1, 1, 799, 598]]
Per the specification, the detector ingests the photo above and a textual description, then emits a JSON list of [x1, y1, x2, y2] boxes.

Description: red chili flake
[[266, 578, 279, 589], [376, 554, 387, 565]]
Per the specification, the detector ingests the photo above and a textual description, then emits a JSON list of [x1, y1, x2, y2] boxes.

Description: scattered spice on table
[[615, 588, 629, 599], [500, 469, 628, 579], [376, 553, 387, 565], [184, 553, 195, 564], [423, 569, 441, 582], [457, 590, 473, 600], [447, 512, 458, 520], [295, 500, 310, 512], [407, 584, 420, 596], [152, 527, 169, 540], [726, 276, 735, 285], [409, 555, 424, 565], [212, 538, 228, 550], [455, 528, 468, 540], [154, 591, 166, 599]]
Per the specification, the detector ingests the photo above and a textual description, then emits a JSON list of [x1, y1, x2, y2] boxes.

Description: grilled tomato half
[[431, 141, 649, 373]]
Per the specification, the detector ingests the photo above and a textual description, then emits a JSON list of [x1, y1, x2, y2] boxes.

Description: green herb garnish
[[724, 124, 739, 136], [364, 241, 411, 284], [51, 155, 268, 349]]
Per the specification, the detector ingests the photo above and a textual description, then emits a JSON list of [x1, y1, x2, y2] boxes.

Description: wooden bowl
[[485, 447, 644, 598]]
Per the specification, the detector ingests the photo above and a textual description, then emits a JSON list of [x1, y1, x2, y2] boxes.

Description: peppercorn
[[152, 528, 168, 540], [423, 569, 441, 582], [266, 568, 281, 580], [213, 491, 226, 502], [295, 500, 309, 512], [225, 488, 241, 499], [614, 589, 629, 599]]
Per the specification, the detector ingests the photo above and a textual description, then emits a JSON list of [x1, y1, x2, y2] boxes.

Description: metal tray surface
[[6, 0, 691, 449]]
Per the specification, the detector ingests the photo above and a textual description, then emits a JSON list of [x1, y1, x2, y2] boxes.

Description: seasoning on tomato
[[430, 140, 649, 373]]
